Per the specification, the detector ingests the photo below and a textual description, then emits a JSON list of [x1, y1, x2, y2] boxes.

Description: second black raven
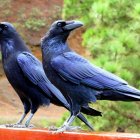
[[0, 22, 98, 130], [41, 20, 140, 132]]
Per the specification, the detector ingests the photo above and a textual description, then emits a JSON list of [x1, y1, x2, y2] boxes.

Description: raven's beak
[[63, 21, 83, 31]]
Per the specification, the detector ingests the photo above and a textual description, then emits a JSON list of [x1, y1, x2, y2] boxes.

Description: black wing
[[17, 52, 69, 107], [51, 52, 128, 90]]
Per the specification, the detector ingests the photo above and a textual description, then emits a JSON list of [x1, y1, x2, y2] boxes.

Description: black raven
[[41, 20, 140, 132], [0, 22, 98, 130]]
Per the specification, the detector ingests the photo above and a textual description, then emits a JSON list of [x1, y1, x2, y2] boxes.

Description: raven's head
[[0, 22, 17, 39], [0, 22, 28, 54], [46, 20, 83, 42]]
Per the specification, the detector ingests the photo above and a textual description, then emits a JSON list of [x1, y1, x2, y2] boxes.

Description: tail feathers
[[116, 85, 140, 99], [81, 106, 102, 116], [77, 113, 94, 130]]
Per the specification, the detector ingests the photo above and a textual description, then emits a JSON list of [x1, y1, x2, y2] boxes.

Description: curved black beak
[[63, 20, 83, 31]]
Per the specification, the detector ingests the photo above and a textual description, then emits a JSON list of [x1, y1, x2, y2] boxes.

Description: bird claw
[[5, 123, 34, 128], [13, 124, 34, 128], [13, 124, 26, 128], [5, 123, 20, 127], [24, 123, 35, 128], [48, 126, 58, 131], [50, 125, 82, 134], [27, 124, 35, 128], [51, 126, 66, 134]]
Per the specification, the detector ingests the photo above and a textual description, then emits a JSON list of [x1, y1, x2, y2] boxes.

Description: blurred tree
[[62, 0, 140, 132]]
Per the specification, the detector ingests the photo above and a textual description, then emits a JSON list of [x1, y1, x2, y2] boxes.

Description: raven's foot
[[51, 125, 81, 134], [5, 123, 21, 127], [52, 125, 67, 134], [5, 124, 35, 128], [14, 124, 34, 128], [25, 124, 34, 128], [13, 124, 26, 128], [48, 126, 58, 131]]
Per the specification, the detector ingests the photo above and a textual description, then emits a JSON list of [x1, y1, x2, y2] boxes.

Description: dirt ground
[[0, 0, 88, 126]]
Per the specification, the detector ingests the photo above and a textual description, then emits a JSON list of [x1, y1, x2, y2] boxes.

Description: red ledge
[[0, 127, 140, 140]]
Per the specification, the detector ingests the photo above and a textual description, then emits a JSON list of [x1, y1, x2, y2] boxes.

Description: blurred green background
[[0, 0, 140, 133]]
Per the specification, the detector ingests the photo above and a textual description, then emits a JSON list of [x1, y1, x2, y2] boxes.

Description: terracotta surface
[[0, 127, 140, 140]]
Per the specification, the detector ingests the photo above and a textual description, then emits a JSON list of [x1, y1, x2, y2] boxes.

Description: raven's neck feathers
[[41, 33, 71, 59], [0, 33, 30, 60]]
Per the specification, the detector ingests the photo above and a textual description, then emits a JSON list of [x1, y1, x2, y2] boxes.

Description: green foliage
[[63, 0, 140, 132], [24, 18, 46, 31], [24, 7, 46, 31]]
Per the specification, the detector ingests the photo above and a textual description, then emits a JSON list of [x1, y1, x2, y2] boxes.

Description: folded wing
[[51, 52, 140, 99], [17, 52, 69, 107]]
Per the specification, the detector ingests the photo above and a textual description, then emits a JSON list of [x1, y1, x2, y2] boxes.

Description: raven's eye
[[4, 25, 8, 29], [57, 22, 62, 27], [57, 22, 66, 27]]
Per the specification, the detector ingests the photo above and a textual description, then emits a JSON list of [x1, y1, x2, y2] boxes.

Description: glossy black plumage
[[51, 51, 140, 100], [0, 22, 96, 129], [41, 20, 140, 132]]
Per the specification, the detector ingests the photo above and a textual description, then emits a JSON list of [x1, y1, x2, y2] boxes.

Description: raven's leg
[[24, 103, 39, 128], [53, 114, 77, 133], [13, 104, 39, 128], [24, 113, 34, 127], [6, 100, 30, 127], [16, 113, 27, 124], [49, 113, 81, 131], [16, 101, 31, 125], [53, 104, 80, 133], [12, 113, 34, 128], [49, 113, 76, 131], [58, 113, 93, 131]]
